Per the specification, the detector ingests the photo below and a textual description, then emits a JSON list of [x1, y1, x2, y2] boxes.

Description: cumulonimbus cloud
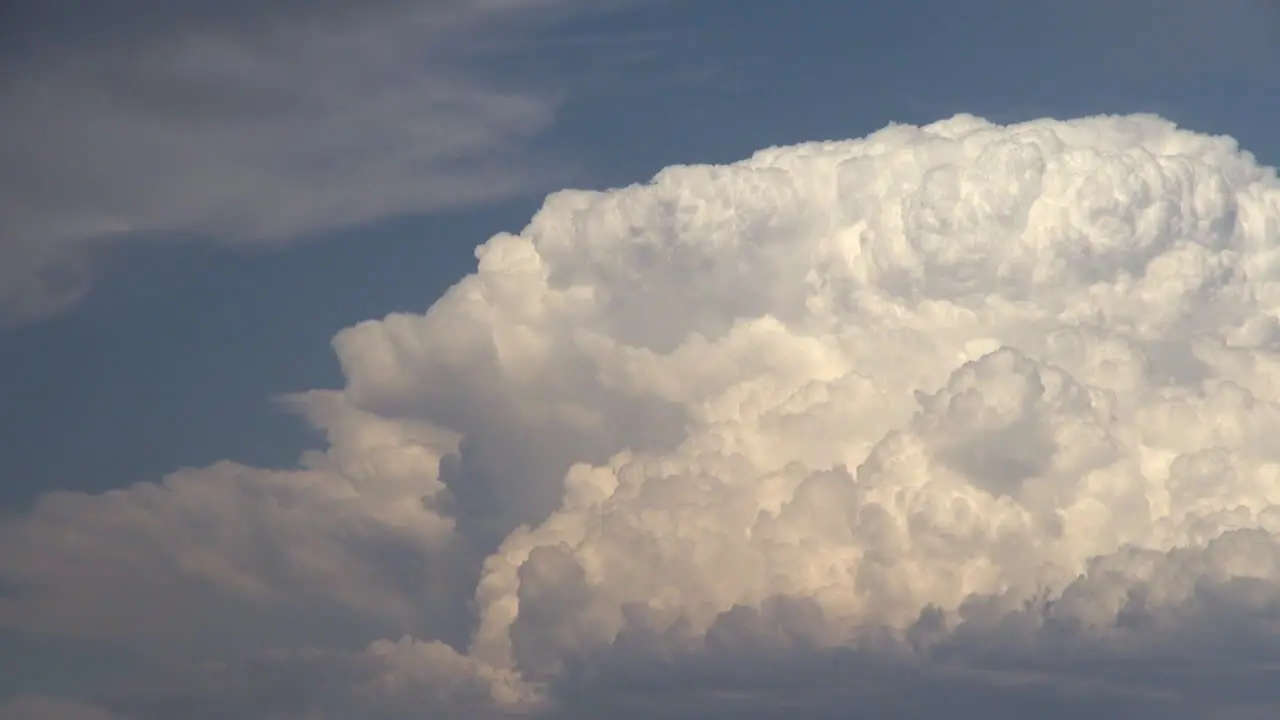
[[3, 112, 1280, 718]]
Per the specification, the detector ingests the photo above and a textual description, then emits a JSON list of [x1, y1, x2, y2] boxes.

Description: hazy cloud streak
[[0, 0, 616, 325]]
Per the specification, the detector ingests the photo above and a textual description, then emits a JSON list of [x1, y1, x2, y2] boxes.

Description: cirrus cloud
[[0, 0, 637, 326]]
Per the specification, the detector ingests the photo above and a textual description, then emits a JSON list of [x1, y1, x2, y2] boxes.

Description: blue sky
[[4, 0, 1277, 509], [4, 1, 1280, 718]]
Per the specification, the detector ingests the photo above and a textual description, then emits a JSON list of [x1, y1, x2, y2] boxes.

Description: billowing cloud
[[3, 112, 1280, 718], [0, 0, 632, 325]]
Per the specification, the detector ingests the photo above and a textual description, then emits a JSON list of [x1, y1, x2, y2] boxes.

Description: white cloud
[[3, 112, 1280, 717], [0, 0, 625, 325]]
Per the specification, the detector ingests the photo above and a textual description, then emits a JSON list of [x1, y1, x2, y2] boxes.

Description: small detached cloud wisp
[[4, 113, 1280, 719]]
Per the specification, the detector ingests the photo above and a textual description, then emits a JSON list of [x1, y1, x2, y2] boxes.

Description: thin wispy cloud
[[0, 0, 632, 326]]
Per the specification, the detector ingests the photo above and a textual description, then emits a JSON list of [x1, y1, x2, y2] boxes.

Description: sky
[[2, 1, 1280, 718]]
